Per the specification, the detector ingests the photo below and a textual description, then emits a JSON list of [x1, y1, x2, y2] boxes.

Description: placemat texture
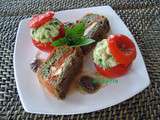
[[0, 0, 160, 120]]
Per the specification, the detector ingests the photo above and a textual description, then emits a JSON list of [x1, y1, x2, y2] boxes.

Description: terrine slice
[[37, 46, 83, 99]]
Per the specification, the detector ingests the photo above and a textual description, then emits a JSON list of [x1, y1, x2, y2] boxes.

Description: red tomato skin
[[28, 11, 54, 28], [95, 64, 131, 78], [108, 34, 136, 65]]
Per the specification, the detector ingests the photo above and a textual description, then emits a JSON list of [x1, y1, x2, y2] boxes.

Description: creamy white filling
[[93, 39, 118, 68], [84, 22, 97, 36]]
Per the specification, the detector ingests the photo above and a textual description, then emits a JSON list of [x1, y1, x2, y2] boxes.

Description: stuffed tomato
[[28, 11, 65, 53], [93, 34, 136, 78]]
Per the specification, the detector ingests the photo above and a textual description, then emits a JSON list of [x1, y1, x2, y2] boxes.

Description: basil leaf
[[52, 38, 66, 46], [70, 37, 95, 47], [65, 22, 85, 38], [52, 22, 94, 47]]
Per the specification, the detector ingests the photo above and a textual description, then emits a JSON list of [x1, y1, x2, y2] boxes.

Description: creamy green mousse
[[93, 39, 118, 68], [31, 18, 61, 43]]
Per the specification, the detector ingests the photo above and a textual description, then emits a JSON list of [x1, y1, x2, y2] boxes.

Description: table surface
[[0, 0, 160, 120]]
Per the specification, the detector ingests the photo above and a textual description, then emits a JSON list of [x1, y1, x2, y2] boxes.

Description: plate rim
[[13, 5, 150, 115]]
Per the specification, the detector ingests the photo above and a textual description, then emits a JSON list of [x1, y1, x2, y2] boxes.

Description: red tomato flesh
[[108, 34, 136, 65], [32, 39, 55, 53], [95, 64, 131, 78]]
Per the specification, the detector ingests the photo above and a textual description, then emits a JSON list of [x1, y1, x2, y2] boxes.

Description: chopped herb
[[53, 21, 59, 25], [45, 27, 51, 31], [41, 35, 46, 39], [32, 30, 35, 34]]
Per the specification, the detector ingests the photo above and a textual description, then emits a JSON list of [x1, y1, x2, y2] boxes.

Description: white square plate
[[14, 6, 150, 115]]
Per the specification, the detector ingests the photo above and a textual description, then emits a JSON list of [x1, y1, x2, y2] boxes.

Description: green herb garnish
[[52, 22, 95, 47]]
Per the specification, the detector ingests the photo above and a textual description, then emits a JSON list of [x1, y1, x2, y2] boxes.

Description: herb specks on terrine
[[40, 47, 70, 78]]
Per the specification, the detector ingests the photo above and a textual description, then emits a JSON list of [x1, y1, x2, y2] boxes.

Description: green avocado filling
[[93, 39, 118, 68], [31, 18, 61, 43]]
